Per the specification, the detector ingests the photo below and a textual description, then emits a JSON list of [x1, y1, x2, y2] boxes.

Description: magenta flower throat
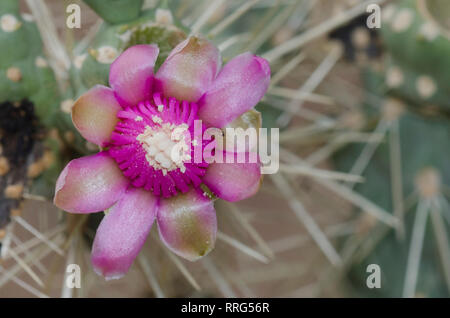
[[109, 91, 209, 198], [53, 36, 271, 280]]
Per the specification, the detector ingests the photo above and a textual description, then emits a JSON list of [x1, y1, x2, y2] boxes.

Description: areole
[[417, 0, 450, 40]]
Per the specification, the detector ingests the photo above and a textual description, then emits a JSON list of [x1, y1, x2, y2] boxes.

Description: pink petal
[[198, 52, 270, 128], [109, 44, 159, 106], [222, 109, 262, 153], [157, 188, 216, 261], [203, 152, 262, 202], [54, 152, 129, 213], [91, 187, 158, 280], [155, 36, 221, 102], [72, 85, 122, 147]]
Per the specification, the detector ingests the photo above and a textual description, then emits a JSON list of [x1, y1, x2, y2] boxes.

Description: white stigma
[[136, 123, 191, 175], [152, 115, 163, 124]]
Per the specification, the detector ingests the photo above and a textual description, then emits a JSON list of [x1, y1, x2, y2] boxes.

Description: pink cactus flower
[[54, 36, 270, 280]]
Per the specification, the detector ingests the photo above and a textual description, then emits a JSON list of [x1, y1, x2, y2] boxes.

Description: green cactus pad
[[0, 4, 61, 126], [381, 0, 450, 110], [83, 0, 144, 25], [334, 111, 450, 297]]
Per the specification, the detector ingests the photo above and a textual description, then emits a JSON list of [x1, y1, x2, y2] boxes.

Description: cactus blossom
[[53, 36, 270, 280]]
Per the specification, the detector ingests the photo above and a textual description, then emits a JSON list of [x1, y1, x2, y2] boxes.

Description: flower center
[[136, 122, 191, 174], [109, 93, 211, 198]]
